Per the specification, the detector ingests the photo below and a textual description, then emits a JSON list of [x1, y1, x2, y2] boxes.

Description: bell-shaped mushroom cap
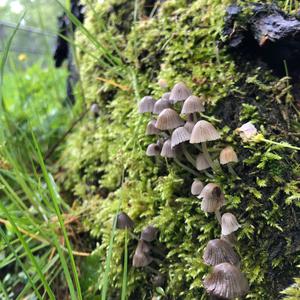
[[153, 98, 171, 115], [171, 126, 191, 148], [132, 251, 153, 267], [203, 239, 240, 266], [203, 263, 249, 299], [220, 146, 238, 165], [162, 92, 171, 101], [138, 96, 155, 113], [116, 212, 134, 229], [236, 122, 257, 141], [184, 121, 196, 133], [196, 153, 210, 171], [191, 179, 204, 195], [198, 183, 225, 213], [158, 78, 168, 89], [141, 225, 158, 242], [169, 82, 191, 103], [221, 213, 241, 236], [146, 143, 161, 156], [181, 95, 205, 114], [146, 120, 161, 135], [90, 103, 100, 117], [155, 108, 184, 130], [161, 139, 175, 158], [190, 120, 221, 143], [221, 232, 237, 246]]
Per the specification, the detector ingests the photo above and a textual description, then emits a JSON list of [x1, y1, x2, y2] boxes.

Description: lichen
[[57, 0, 300, 299]]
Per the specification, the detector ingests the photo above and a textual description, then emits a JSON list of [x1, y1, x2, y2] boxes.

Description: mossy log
[[58, 0, 300, 299]]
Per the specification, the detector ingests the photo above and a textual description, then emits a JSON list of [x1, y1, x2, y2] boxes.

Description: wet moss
[[58, 0, 300, 299]]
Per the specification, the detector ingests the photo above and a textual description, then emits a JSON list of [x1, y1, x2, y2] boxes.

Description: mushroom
[[146, 143, 161, 156], [191, 179, 204, 195], [116, 212, 134, 229], [158, 78, 168, 89], [203, 239, 240, 267], [90, 103, 100, 118], [169, 82, 191, 103], [162, 92, 171, 101], [146, 120, 161, 135], [153, 98, 171, 115], [132, 249, 153, 268], [181, 95, 205, 115], [138, 96, 156, 113], [236, 122, 257, 142], [155, 108, 184, 130], [171, 126, 191, 148], [203, 263, 249, 299], [184, 120, 196, 133], [190, 120, 220, 170], [221, 213, 241, 236], [141, 225, 158, 242], [161, 139, 175, 158], [198, 183, 225, 222], [196, 153, 210, 171], [219, 146, 238, 165]]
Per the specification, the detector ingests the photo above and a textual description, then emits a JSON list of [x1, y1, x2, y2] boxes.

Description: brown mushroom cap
[[132, 251, 153, 267], [161, 139, 175, 158], [169, 82, 191, 103], [138, 96, 155, 113], [146, 120, 161, 135], [191, 179, 204, 195], [181, 95, 205, 114], [146, 143, 161, 156], [190, 120, 220, 143], [141, 225, 158, 242], [203, 263, 249, 299], [155, 108, 184, 130], [219, 146, 238, 165], [196, 153, 210, 171], [221, 213, 241, 236], [198, 183, 225, 213], [171, 126, 191, 148], [116, 212, 134, 229], [153, 98, 171, 115], [203, 239, 240, 266]]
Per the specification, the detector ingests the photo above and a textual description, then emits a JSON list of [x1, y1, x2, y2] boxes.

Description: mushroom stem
[[193, 144, 202, 152], [174, 158, 199, 176], [122, 229, 128, 293], [228, 164, 239, 178], [261, 138, 300, 151], [201, 142, 216, 171], [129, 231, 139, 240], [182, 144, 197, 167], [215, 209, 221, 225], [204, 170, 214, 179], [193, 112, 198, 123]]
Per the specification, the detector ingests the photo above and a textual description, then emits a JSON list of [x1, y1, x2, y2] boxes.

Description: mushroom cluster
[[138, 82, 248, 299]]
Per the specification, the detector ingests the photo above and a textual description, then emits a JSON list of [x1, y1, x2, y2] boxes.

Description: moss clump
[[58, 0, 300, 299]]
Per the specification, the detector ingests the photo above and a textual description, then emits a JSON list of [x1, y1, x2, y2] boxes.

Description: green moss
[[58, 0, 300, 299]]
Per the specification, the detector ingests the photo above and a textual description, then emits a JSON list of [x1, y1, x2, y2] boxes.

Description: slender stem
[[145, 265, 160, 275], [121, 229, 128, 300], [193, 112, 198, 123], [174, 158, 200, 176], [215, 209, 221, 225], [228, 164, 240, 179], [262, 138, 300, 151], [204, 170, 214, 179], [182, 144, 196, 166], [129, 231, 139, 240], [193, 144, 202, 151], [201, 142, 216, 171]]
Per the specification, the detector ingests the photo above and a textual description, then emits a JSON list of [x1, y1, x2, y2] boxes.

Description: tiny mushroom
[[221, 213, 241, 236], [190, 120, 220, 144], [219, 146, 238, 165], [155, 108, 184, 130], [198, 183, 225, 213], [203, 239, 240, 267], [133, 239, 153, 267], [236, 122, 258, 142], [146, 120, 161, 135], [169, 82, 191, 103], [171, 126, 191, 148], [161, 139, 175, 158], [141, 225, 158, 242], [196, 153, 210, 171], [153, 98, 171, 115], [138, 96, 156, 113], [90, 103, 100, 118], [181, 95, 205, 114], [146, 143, 161, 156], [191, 179, 204, 195], [116, 212, 134, 229], [203, 262, 249, 299]]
